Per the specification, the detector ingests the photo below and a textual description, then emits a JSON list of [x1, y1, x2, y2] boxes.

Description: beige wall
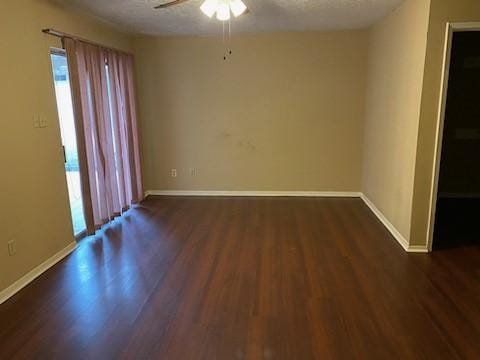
[[362, 0, 431, 241], [134, 31, 368, 192], [410, 0, 480, 246], [0, 0, 132, 292]]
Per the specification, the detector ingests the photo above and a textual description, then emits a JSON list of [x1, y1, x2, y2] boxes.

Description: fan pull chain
[[228, 18, 232, 56], [222, 21, 226, 60], [223, 18, 232, 61]]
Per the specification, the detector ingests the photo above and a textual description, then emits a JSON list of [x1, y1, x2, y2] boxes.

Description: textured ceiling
[[60, 0, 404, 36]]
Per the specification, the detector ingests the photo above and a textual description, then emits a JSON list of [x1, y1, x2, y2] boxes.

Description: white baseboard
[[145, 190, 428, 253], [0, 192, 427, 305], [360, 194, 429, 253], [0, 241, 77, 305], [406, 245, 430, 253], [145, 190, 362, 198]]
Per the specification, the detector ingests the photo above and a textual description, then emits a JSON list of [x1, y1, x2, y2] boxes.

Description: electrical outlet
[[190, 168, 196, 176], [7, 240, 16, 256], [171, 169, 177, 178]]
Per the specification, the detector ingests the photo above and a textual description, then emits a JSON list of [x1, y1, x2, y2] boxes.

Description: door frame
[[427, 22, 480, 251]]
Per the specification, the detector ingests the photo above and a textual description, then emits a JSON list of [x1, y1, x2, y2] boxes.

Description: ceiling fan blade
[[154, 0, 190, 9]]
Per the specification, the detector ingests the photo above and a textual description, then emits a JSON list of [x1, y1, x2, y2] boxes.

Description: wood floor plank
[[0, 196, 479, 359]]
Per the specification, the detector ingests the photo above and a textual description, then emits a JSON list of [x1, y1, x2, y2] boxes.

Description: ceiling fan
[[155, 0, 248, 21], [154, 0, 189, 9], [155, 0, 248, 59]]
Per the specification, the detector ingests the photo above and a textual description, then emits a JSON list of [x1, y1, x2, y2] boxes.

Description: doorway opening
[[430, 26, 480, 250], [50, 49, 86, 237]]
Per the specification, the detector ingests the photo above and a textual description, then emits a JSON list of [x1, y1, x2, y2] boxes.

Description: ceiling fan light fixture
[[200, 0, 218, 18], [216, 1, 231, 21], [230, 0, 247, 17]]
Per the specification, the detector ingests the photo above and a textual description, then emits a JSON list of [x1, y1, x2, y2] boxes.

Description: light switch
[[39, 115, 48, 128], [34, 114, 48, 128], [33, 115, 41, 128]]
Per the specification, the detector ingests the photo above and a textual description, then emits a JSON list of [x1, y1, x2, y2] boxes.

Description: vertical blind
[[64, 38, 143, 235]]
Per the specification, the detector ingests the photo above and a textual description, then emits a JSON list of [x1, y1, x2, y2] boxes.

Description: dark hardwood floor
[[1, 196, 480, 359]]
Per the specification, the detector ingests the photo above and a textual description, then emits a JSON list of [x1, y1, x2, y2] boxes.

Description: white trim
[[146, 190, 428, 253], [427, 22, 480, 251], [407, 245, 430, 253], [360, 194, 429, 253], [0, 189, 430, 306], [0, 242, 77, 305], [145, 190, 362, 198], [448, 22, 480, 31]]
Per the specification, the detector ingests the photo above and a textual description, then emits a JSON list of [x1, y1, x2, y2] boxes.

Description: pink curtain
[[64, 38, 143, 235]]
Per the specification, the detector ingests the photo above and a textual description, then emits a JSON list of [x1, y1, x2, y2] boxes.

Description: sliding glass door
[[50, 50, 86, 237]]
